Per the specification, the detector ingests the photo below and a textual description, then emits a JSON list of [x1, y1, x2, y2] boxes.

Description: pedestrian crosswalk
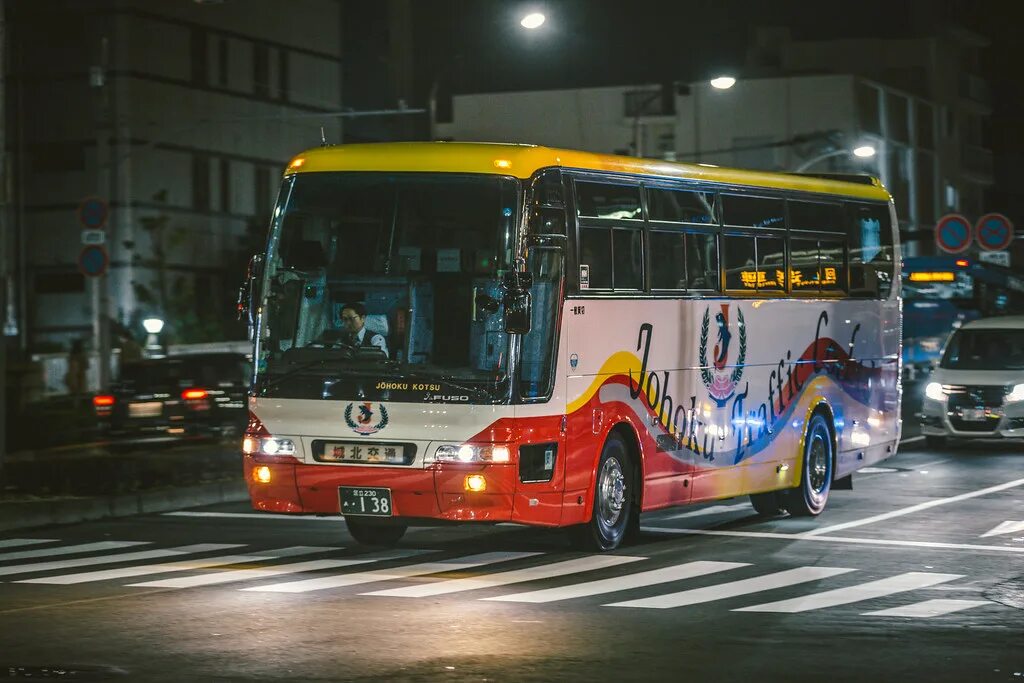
[[0, 537, 1000, 620]]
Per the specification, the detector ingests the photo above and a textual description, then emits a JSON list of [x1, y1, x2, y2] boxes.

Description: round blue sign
[[975, 213, 1014, 252], [77, 196, 109, 229], [78, 245, 109, 277], [934, 214, 972, 254]]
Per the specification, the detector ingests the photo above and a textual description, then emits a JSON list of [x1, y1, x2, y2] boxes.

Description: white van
[[919, 315, 1024, 447]]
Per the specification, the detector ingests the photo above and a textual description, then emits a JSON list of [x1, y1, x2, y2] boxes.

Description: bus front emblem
[[344, 402, 390, 435], [699, 304, 747, 408]]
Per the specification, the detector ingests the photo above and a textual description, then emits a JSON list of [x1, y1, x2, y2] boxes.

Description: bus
[[239, 142, 901, 551], [902, 255, 1024, 379]]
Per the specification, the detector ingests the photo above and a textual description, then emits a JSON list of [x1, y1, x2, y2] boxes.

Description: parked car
[[93, 353, 250, 441], [918, 315, 1024, 447]]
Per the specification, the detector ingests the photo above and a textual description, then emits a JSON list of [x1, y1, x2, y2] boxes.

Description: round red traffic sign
[[974, 213, 1014, 252], [934, 214, 972, 254], [77, 196, 109, 229], [78, 245, 109, 277]]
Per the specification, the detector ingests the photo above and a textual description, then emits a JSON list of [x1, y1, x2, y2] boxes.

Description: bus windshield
[[254, 172, 521, 404]]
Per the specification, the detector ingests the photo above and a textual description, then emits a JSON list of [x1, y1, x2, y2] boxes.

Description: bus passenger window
[[685, 232, 718, 290], [819, 240, 846, 293], [580, 227, 612, 289], [724, 235, 756, 290], [650, 231, 686, 289], [612, 228, 643, 290], [848, 203, 894, 298], [790, 238, 820, 292], [756, 236, 785, 291]]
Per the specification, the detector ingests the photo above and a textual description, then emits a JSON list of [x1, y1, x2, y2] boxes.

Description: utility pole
[[91, 35, 111, 389], [0, 0, 8, 472]]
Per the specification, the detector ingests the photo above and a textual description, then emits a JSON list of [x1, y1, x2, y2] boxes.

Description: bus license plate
[[961, 408, 986, 421], [339, 487, 393, 517]]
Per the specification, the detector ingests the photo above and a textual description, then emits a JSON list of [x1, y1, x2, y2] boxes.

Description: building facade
[[5, 0, 344, 364]]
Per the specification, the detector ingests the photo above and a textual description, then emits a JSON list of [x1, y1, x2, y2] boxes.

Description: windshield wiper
[[258, 357, 360, 391]]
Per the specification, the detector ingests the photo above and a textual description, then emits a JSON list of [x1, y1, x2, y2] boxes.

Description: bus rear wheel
[[784, 411, 834, 517], [344, 518, 407, 547], [571, 433, 634, 552]]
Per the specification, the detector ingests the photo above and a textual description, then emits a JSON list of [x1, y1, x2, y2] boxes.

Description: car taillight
[[181, 388, 209, 400], [93, 394, 115, 416]]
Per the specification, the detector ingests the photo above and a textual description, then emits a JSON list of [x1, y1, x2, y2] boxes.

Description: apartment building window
[[254, 44, 270, 98], [255, 167, 271, 217], [220, 159, 231, 213], [190, 28, 207, 85], [278, 50, 289, 102], [192, 155, 210, 211], [856, 83, 881, 136], [217, 38, 229, 87], [915, 152, 936, 225], [886, 93, 910, 144], [916, 102, 934, 149]]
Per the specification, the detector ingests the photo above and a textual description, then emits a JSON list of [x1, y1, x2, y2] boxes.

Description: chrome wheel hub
[[597, 457, 626, 530]]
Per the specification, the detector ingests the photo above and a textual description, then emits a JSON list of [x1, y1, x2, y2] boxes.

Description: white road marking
[[641, 526, 1024, 554], [736, 572, 962, 613], [130, 549, 431, 589], [364, 555, 644, 598], [660, 504, 753, 520], [16, 546, 335, 585], [0, 543, 241, 578], [0, 541, 150, 562], [0, 539, 58, 550], [484, 560, 748, 604], [980, 520, 1024, 538], [606, 566, 854, 609], [862, 598, 991, 618], [858, 467, 898, 474], [802, 476, 1024, 537], [163, 512, 342, 522], [242, 551, 540, 594]]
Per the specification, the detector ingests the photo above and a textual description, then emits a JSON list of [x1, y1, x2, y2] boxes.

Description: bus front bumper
[[244, 456, 565, 526]]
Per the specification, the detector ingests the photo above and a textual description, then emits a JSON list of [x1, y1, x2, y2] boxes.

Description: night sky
[[345, 0, 1024, 218]]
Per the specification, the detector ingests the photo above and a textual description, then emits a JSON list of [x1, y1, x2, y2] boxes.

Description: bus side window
[[580, 226, 612, 289], [848, 202, 894, 298]]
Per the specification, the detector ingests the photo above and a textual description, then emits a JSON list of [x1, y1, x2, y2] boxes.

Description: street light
[[709, 75, 736, 90], [142, 317, 164, 357], [520, 12, 545, 29], [794, 145, 876, 172]]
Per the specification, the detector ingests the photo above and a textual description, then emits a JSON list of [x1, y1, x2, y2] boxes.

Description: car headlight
[[435, 443, 511, 463], [924, 382, 946, 401], [1006, 384, 1024, 402]]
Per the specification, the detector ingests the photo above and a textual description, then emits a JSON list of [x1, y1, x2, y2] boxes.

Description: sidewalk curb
[[0, 480, 250, 532]]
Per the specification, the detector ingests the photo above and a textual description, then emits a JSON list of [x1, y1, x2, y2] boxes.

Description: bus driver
[[318, 302, 388, 357]]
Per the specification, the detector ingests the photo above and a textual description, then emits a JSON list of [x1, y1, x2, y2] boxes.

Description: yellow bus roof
[[286, 142, 892, 202]]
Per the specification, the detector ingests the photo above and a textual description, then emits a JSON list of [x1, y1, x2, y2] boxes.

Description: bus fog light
[[464, 474, 487, 492], [254, 466, 272, 484]]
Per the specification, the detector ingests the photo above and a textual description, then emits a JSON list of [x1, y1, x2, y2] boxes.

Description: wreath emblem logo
[[344, 402, 389, 435], [699, 304, 746, 408]]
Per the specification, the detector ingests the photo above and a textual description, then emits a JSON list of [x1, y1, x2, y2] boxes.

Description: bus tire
[[570, 433, 634, 552], [749, 490, 786, 516], [784, 411, 834, 517], [344, 518, 407, 547]]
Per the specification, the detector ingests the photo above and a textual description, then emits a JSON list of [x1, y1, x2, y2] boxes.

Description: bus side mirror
[[502, 268, 533, 335], [237, 253, 263, 323]]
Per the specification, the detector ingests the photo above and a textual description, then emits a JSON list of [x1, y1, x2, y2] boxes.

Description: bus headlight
[[435, 443, 511, 463], [1006, 384, 1024, 402], [243, 437, 296, 456], [924, 382, 945, 402]]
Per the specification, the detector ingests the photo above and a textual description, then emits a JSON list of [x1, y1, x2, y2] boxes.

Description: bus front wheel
[[571, 433, 634, 552], [344, 518, 407, 547], [784, 411, 834, 517]]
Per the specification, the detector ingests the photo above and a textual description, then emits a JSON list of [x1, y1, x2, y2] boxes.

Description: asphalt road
[[0, 437, 1021, 683]]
